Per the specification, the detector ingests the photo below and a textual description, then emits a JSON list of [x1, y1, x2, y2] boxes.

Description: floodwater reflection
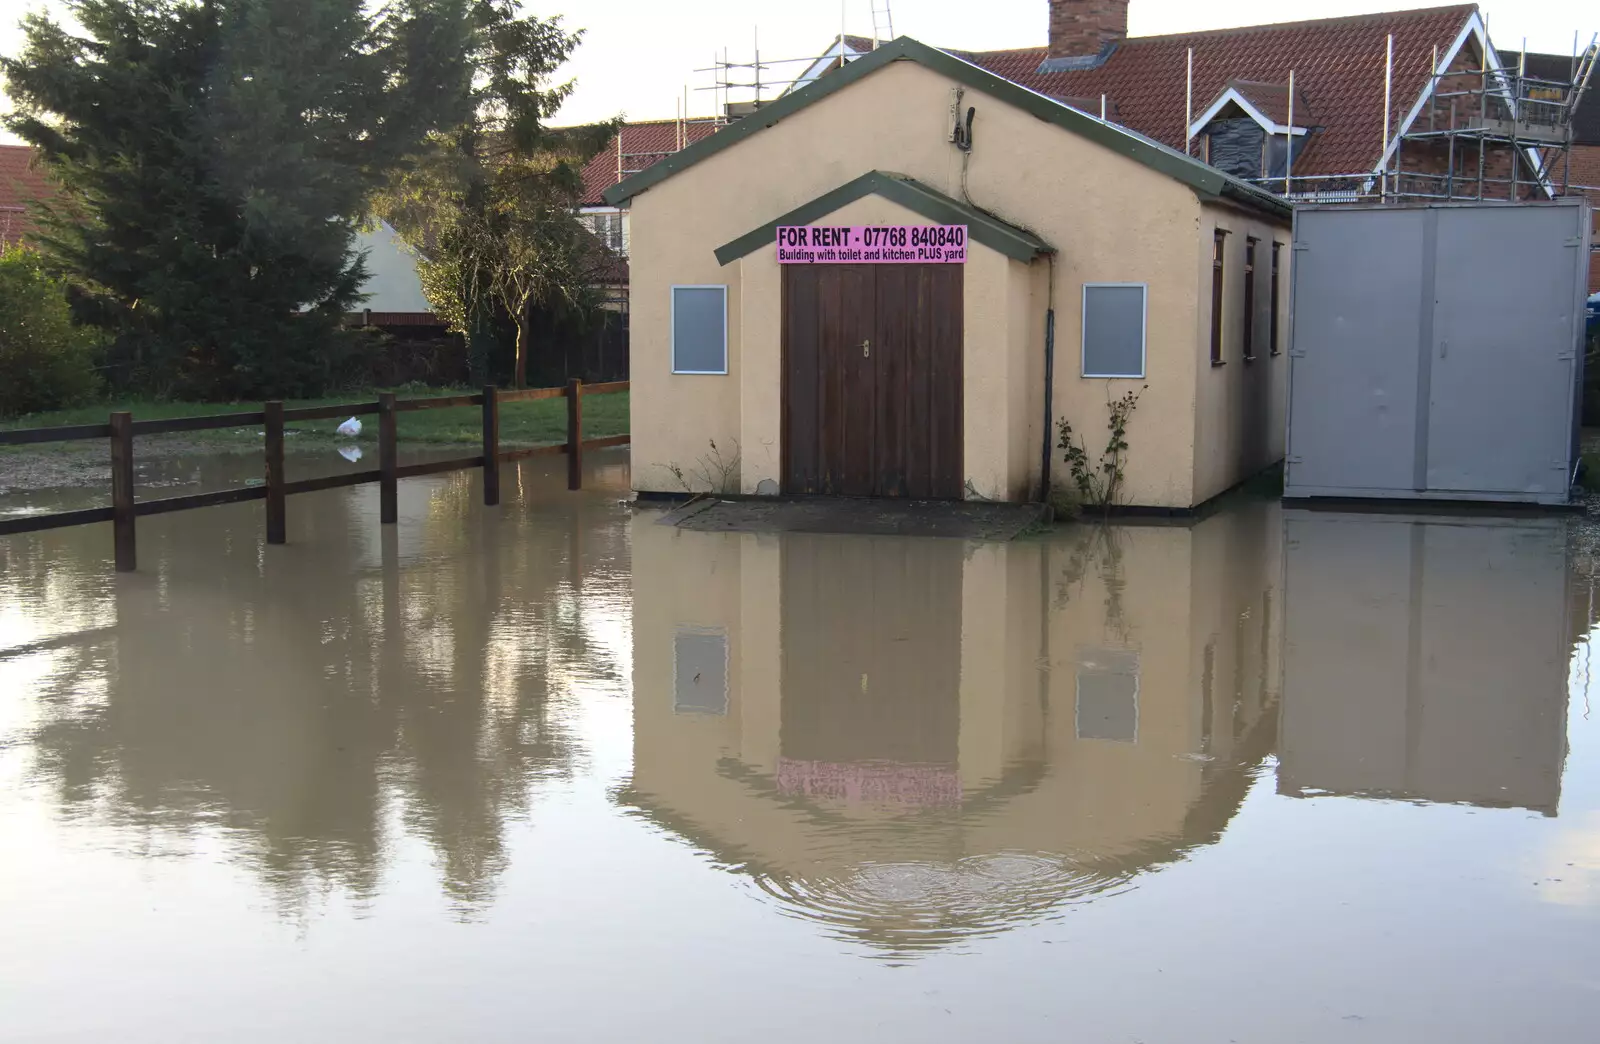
[[2, 453, 632, 916], [1280, 511, 1572, 813], [2, 464, 1598, 1042], [624, 503, 1285, 956]]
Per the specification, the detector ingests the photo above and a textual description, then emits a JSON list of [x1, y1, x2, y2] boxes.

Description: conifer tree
[[2, 0, 473, 397]]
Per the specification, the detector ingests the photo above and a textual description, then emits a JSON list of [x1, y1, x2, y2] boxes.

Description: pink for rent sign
[[776, 225, 968, 264]]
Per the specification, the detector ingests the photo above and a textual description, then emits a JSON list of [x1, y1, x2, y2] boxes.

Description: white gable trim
[[785, 40, 868, 96], [1376, 10, 1551, 197], [1188, 87, 1308, 139]]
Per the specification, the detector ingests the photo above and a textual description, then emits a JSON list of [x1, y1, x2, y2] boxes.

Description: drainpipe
[[1038, 255, 1058, 504]]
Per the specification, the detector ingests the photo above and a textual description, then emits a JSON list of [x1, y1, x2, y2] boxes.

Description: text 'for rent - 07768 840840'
[[776, 225, 968, 264]]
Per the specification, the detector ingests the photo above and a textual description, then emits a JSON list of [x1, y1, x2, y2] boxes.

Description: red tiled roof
[[1049, 93, 1123, 120], [953, 4, 1478, 177], [580, 118, 724, 206], [1226, 79, 1315, 126], [0, 145, 55, 246]]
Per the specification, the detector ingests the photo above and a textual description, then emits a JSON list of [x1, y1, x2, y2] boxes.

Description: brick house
[[806, 3, 1558, 205], [0, 144, 53, 247], [577, 118, 723, 259]]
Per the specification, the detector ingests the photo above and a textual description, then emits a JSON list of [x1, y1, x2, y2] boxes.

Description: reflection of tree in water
[[8, 477, 629, 916]]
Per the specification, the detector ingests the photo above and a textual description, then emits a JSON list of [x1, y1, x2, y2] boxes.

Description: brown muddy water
[[2, 452, 1599, 1043]]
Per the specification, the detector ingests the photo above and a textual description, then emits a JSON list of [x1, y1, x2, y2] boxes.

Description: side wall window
[[1210, 230, 1227, 365], [1270, 242, 1282, 356], [1081, 283, 1147, 379], [1243, 236, 1258, 361], [671, 285, 728, 374]]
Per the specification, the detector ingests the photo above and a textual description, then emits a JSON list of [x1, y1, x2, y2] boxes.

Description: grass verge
[[2, 387, 629, 449]]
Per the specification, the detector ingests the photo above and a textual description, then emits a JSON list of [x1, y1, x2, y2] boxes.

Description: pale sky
[[2, 0, 1598, 137]]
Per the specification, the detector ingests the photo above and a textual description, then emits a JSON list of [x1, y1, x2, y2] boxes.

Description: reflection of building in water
[[623, 502, 1283, 956], [5, 461, 629, 914], [1278, 512, 1571, 815]]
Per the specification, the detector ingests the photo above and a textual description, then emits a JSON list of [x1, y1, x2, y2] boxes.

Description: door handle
[[1439, 338, 1448, 359], [861, 339, 871, 358]]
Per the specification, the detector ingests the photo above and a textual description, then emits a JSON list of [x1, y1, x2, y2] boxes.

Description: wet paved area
[[2, 452, 1599, 1042]]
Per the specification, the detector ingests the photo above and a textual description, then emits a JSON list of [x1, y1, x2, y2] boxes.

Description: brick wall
[[1394, 137, 1541, 201], [1564, 144, 1600, 292], [1047, 0, 1128, 58]]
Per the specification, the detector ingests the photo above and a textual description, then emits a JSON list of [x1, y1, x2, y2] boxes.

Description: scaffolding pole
[[1382, 33, 1393, 202], [1285, 70, 1295, 196], [1185, 48, 1194, 157]]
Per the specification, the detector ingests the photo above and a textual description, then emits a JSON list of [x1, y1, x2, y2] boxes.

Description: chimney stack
[[1048, 0, 1128, 59]]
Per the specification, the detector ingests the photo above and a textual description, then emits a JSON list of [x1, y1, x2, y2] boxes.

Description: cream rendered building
[[607, 38, 1292, 510]]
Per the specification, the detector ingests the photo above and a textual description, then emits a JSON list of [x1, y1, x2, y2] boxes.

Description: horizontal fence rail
[[0, 381, 629, 570]]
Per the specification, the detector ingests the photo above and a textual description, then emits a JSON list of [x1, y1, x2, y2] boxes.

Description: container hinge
[[1293, 243, 1310, 252], [1289, 350, 1307, 358], [1566, 237, 1584, 247], [1287, 455, 1303, 465]]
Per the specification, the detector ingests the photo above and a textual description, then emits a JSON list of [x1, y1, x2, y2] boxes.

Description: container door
[[1285, 209, 1427, 496], [1426, 207, 1581, 497]]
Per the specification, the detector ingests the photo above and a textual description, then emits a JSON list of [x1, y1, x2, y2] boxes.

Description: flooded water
[[2, 455, 1599, 1042]]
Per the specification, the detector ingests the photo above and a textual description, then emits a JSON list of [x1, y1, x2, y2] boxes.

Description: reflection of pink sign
[[777, 225, 967, 264], [776, 758, 963, 805]]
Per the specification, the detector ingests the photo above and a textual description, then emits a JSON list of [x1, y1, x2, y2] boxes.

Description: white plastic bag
[[335, 417, 362, 437]]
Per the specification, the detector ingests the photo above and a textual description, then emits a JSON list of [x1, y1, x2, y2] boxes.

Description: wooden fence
[[0, 379, 628, 572]]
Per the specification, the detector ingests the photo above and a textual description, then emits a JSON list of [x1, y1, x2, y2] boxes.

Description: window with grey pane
[[1081, 284, 1147, 378], [674, 627, 728, 714], [1075, 647, 1140, 742], [671, 286, 728, 374]]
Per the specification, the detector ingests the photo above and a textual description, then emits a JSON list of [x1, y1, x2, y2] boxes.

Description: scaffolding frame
[[695, 40, 857, 119], [1259, 30, 1599, 206], [1391, 32, 1599, 202]]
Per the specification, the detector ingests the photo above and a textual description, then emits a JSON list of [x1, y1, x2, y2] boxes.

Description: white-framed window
[[1081, 282, 1147, 379], [582, 209, 626, 254], [673, 626, 729, 714], [671, 285, 728, 375]]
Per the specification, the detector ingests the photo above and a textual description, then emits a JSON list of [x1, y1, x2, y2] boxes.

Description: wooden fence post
[[566, 378, 583, 491], [109, 411, 136, 572], [264, 400, 286, 544], [379, 392, 398, 524], [481, 385, 500, 507]]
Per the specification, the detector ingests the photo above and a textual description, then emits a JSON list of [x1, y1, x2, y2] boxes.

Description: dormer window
[[1191, 79, 1313, 181]]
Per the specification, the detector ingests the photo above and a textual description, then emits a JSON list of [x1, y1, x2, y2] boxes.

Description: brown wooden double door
[[782, 264, 963, 498]]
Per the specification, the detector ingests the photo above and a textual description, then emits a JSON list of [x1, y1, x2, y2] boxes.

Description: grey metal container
[[1284, 200, 1590, 505]]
